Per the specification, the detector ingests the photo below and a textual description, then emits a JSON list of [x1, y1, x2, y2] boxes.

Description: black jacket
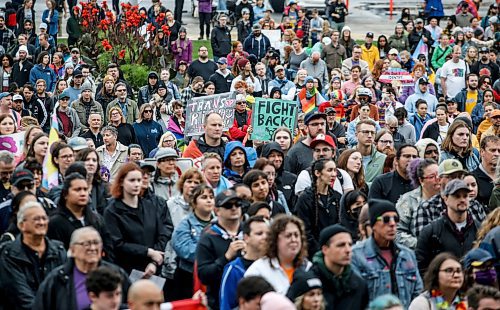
[[79, 129, 104, 148], [416, 214, 479, 274], [196, 221, 241, 310], [103, 199, 169, 273], [408, 28, 434, 54], [47, 205, 114, 261], [197, 135, 227, 159], [33, 259, 130, 310], [11, 60, 34, 87], [210, 25, 232, 57], [209, 70, 234, 94], [0, 237, 66, 310], [471, 166, 494, 210], [338, 194, 360, 242], [368, 171, 414, 204], [296, 186, 341, 257], [421, 121, 447, 141], [261, 142, 297, 209], [311, 254, 369, 310], [142, 189, 174, 242]]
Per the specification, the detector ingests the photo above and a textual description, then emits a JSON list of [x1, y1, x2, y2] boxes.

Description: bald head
[[128, 280, 163, 310]]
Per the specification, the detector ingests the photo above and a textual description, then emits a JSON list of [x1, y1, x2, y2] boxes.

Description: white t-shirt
[[295, 168, 354, 195], [441, 59, 467, 98]]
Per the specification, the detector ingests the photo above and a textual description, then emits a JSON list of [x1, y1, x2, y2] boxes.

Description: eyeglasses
[[378, 140, 393, 145], [26, 215, 49, 222], [115, 89, 126, 92], [236, 101, 246, 105], [440, 267, 463, 276], [73, 239, 102, 248], [59, 97, 69, 101], [359, 130, 376, 136], [377, 215, 399, 224]]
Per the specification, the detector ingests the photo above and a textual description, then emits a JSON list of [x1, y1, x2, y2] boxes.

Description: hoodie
[[211, 25, 232, 57], [223, 141, 250, 184], [404, 77, 439, 118], [415, 138, 441, 162], [209, 69, 235, 94], [243, 32, 271, 60]]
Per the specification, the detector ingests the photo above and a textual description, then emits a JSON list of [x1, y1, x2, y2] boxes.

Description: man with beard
[[341, 66, 362, 99], [369, 144, 418, 203], [360, 32, 379, 71], [351, 199, 423, 308], [243, 24, 271, 61], [35, 79, 55, 123], [22, 84, 48, 129], [441, 46, 467, 99], [12, 94, 31, 117], [299, 51, 328, 88], [180, 76, 205, 106], [416, 180, 478, 274], [261, 142, 297, 209], [268, 65, 296, 100], [65, 47, 85, 71], [187, 46, 218, 83], [311, 225, 369, 310], [65, 69, 85, 103], [10, 34, 36, 61], [137, 71, 159, 107], [285, 111, 327, 175], [106, 83, 139, 125], [11, 45, 34, 87], [34, 33, 55, 61], [211, 15, 232, 62], [472, 136, 499, 209], [220, 216, 269, 310], [408, 18, 434, 54], [96, 63, 134, 100], [255, 62, 270, 97], [471, 47, 499, 82], [210, 58, 234, 94], [452, 74, 482, 115], [21, 20, 37, 46]]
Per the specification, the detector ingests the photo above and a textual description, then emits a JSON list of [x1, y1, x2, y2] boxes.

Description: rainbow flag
[[42, 113, 60, 190]]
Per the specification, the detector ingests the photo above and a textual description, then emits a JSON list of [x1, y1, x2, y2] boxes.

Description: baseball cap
[[73, 69, 83, 77], [304, 110, 327, 125], [366, 32, 374, 38], [491, 109, 500, 118], [59, 89, 71, 100], [138, 161, 156, 173], [462, 248, 494, 268], [39, 22, 48, 29], [389, 48, 399, 55], [217, 57, 228, 65], [415, 18, 424, 24], [443, 179, 471, 196], [12, 94, 23, 101], [310, 134, 336, 149], [325, 107, 336, 114], [438, 159, 466, 176], [68, 137, 88, 151], [274, 65, 285, 73], [418, 77, 429, 84], [479, 46, 490, 53], [215, 189, 242, 208], [71, 47, 80, 53], [155, 148, 179, 161], [253, 24, 262, 31], [11, 169, 35, 187]]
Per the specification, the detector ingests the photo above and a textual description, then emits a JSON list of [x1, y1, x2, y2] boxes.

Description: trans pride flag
[[42, 113, 60, 190]]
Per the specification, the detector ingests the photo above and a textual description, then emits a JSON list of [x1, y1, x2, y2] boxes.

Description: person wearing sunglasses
[[351, 199, 423, 309], [196, 189, 244, 310], [132, 103, 164, 157], [416, 179, 479, 276]]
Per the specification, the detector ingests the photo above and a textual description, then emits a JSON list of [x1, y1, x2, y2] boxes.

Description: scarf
[[299, 87, 318, 113]]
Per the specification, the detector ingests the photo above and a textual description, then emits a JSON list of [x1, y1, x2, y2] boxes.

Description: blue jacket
[[471, 102, 499, 133], [29, 64, 57, 92], [404, 78, 439, 119], [172, 212, 209, 273], [220, 257, 246, 310], [243, 33, 270, 60], [424, 0, 444, 17], [223, 141, 250, 184], [132, 120, 164, 156], [440, 150, 480, 171], [351, 237, 423, 308], [41, 9, 59, 36], [410, 113, 432, 139], [453, 88, 483, 114]]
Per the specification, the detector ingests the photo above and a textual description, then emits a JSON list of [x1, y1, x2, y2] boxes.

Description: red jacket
[[229, 110, 252, 141]]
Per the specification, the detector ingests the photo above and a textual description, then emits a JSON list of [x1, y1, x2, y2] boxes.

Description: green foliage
[[96, 52, 113, 72], [119, 64, 150, 90], [192, 40, 213, 59]]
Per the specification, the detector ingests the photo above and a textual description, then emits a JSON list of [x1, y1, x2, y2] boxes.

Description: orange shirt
[[281, 264, 295, 283]]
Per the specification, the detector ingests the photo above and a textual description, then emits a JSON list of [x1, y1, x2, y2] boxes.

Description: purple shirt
[[198, 0, 213, 13], [73, 267, 91, 310]]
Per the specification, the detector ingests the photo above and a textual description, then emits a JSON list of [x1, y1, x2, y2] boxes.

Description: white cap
[[389, 48, 399, 55], [12, 94, 23, 101], [39, 23, 48, 29]]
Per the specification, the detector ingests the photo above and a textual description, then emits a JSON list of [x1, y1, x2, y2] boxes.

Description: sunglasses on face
[[377, 215, 399, 224], [221, 201, 242, 209]]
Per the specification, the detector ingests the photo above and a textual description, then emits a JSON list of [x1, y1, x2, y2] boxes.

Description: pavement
[[34, 0, 489, 41]]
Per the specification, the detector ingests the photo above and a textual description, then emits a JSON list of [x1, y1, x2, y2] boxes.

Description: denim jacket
[[351, 237, 423, 308]]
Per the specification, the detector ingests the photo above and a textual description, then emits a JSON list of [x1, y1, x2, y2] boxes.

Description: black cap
[[73, 69, 83, 77], [304, 110, 327, 125], [157, 81, 167, 90], [369, 199, 398, 226], [286, 270, 322, 301], [138, 161, 156, 173], [479, 46, 490, 53], [418, 77, 429, 84], [215, 189, 242, 207], [11, 169, 35, 187], [366, 32, 374, 38], [319, 224, 351, 247]]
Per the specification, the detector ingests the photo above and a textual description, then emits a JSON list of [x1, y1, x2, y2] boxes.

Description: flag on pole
[[42, 113, 60, 190], [411, 38, 429, 62]]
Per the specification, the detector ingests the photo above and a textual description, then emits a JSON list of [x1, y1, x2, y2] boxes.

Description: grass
[[192, 40, 214, 59]]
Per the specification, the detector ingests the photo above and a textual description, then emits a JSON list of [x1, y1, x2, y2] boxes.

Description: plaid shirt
[[180, 87, 194, 107], [414, 194, 487, 237], [0, 28, 15, 50]]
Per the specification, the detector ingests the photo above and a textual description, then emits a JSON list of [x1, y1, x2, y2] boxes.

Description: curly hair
[[266, 214, 308, 268]]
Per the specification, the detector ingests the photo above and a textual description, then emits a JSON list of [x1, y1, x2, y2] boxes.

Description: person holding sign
[[297, 76, 327, 114], [229, 94, 252, 144]]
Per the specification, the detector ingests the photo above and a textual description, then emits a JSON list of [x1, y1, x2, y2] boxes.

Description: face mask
[[474, 269, 497, 286], [349, 207, 361, 219]]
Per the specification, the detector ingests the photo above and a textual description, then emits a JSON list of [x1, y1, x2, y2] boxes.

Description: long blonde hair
[[474, 208, 500, 247]]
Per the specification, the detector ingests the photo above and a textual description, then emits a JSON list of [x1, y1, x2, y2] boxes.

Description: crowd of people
[[0, 0, 499, 309]]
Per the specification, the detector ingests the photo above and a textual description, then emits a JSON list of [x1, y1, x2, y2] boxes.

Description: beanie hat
[[369, 199, 398, 226], [237, 58, 250, 69], [80, 83, 92, 92], [319, 224, 351, 246], [286, 270, 322, 301], [102, 74, 114, 85]]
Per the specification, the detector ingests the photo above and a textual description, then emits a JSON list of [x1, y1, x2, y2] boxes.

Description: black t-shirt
[[187, 60, 218, 83], [329, 3, 348, 23]]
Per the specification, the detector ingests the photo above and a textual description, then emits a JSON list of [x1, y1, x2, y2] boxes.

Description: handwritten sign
[[0, 132, 25, 164], [184, 92, 236, 136], [262, 29, 282, 49], [379, 69, 414, 86], [251, 98, 298, 141]]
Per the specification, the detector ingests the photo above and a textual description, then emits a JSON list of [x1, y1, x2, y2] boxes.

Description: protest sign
[[0, 132, 25, 165], [262, 29, 282, 49], [184, 92, 236, 136], [379, 68, 415, 86], [251, 98, 298, 141]]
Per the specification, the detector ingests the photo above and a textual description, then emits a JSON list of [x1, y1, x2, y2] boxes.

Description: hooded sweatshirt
[[404, 77, 439, 118], [223, 141, 250, 184]]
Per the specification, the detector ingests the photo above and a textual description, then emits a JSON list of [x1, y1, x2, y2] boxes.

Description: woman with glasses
[[245, 215, 311, 295], [104, 162, 169, 274], [108, 106, 137, 146], [409, 253, 465, 310], [50, 142, 74, 183], [132, 103, 164, 157], [295, 158, 341, 257], [149, 131, 180, 158], [395, 158, 440, 250], [440, 120, 480, 171]]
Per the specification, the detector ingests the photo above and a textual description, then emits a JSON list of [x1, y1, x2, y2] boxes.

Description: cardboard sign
[[0, 132, 25, 165], [262, 29, 282, 49], [379, 69, 415, 86], [184, 92, 236, 136], [251, 98, 298, 141]]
